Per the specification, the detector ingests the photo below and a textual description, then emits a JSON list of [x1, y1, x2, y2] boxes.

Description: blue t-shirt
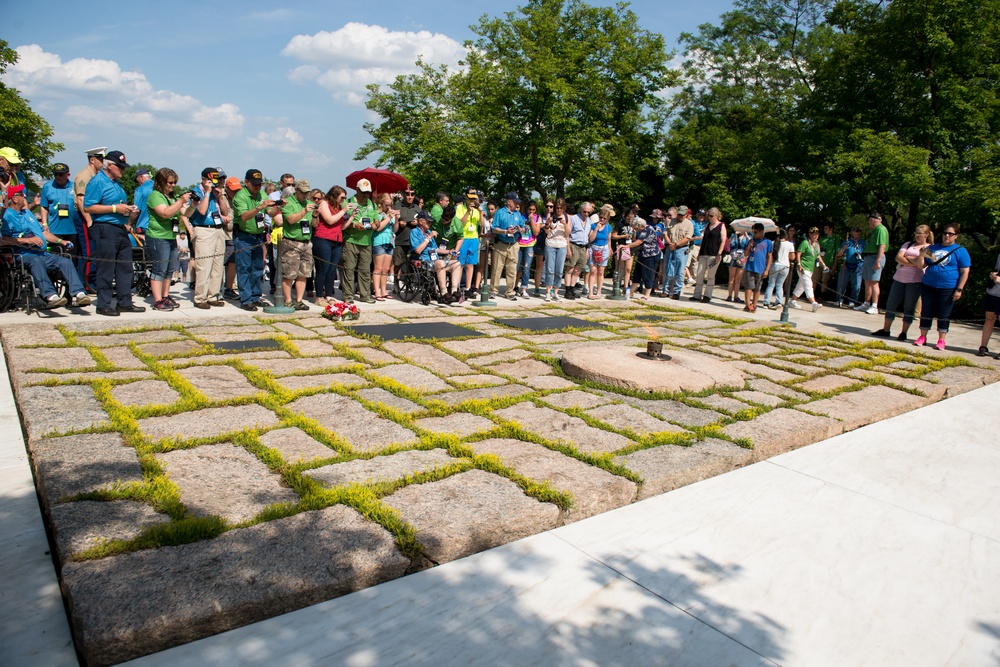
[[745, 238, 773, 274], [188, 185, 223, 228], [840, 237, 865, 267], [409, 227, 438, 263], [691, 220, 705, 246], [133, 180, 154, 232], [590, 221, 611, 246], [2, 207, 49, 255], [83, 171, 129, 226], [371, 215, 394, 247], [39, 180, 76, 235], [493, 207, 525, 244], [922, 244, 971, 289]]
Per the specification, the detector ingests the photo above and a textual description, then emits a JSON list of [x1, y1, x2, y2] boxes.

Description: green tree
[[0, 40, 64, 179]]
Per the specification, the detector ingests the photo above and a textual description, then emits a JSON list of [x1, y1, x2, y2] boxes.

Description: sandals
[[977, 346, 991, 357]]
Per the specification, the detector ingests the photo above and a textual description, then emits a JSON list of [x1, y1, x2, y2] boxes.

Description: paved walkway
[[121, 380, 1000, 666]]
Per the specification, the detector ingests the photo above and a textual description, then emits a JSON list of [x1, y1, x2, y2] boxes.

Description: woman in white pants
[[690, 207, 727, 302], [762, 228, 794, 308]]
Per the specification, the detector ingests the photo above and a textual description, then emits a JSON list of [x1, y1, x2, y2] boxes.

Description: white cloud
[[281, 23, 467, 106], [247, 126, 304, 153], [2, 44, 244, 139]]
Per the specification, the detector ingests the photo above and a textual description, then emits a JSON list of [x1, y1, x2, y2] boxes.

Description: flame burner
[[646, 340, 663, 358]]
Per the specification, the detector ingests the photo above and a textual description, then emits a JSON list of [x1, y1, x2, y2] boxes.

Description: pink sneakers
[[935, 339, 946, 351], [913, 336, 927, 347]]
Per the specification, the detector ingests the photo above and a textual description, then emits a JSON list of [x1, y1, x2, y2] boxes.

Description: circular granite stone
[[561, 346, 745, 393]]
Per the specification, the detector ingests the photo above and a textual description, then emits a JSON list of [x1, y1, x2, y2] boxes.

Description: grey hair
[[281, 186, 296, 198]]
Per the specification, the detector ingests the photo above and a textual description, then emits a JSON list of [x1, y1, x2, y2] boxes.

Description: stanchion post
[[264, 238, 295, 314], [608, 247, 627, 301]]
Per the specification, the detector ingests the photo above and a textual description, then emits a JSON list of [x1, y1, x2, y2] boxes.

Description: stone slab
[[414, 414, 495, 437], [495, 402, 633, 454], [816, 355, 869, 370], [243, 356, 357, 376], [490, 358, 553, 379], [75, 330, 182, 348], [276, 373, 367, 392], [185, 325, 276, 336], [436, 384, 534, 406], [50, 500, 169, 560], [845, 369, 948, 401], [440, 337, 522, 356], [722, 407, 844, 459], [286, 394, 416, 452], [9, 346, 96, 375], [923, 365, 1000, 397], [24, 370, 155, 385], [110, 380, 182, 408], [259, 428, 339, 464], [731, 390, 785, 407], [722, 343, 783, 356], [17, 384, 110, 439], [747, 378, 810, 401], [384, 342, 474, 375], [615, 439, 753, 500], [31, 433, 143, 504], [468, 348, 533, 366], [802, 385, 931, 431], [176, 365, 260, 401], [541, 390, 613, 410], [1, 322, 67, 346], [585, 403, 688, 435], [370, 364, 451, 392], [101, 346, 149, 370], [468, 438, 637, 523], [797, 375, 859, 393], [697, 395, 749, 414], [137, 404, 279, 442], [730, 361, 802, 382], [384, 469, 559, 564], [521, 375, 578, 390], [355, 388, 424, 414], [271, 322, 319, 338], [577, 329, 621, 339], [205, 336, 283, 350], [136, 340, 203, 357], [305, 449, 456, 488], [446, 374, 507, 387], [562, 346, 745, 393], [61, 506, 409, 666], [290, 340, 337, 356], [516, 333, 585, 344], [156, 443, 298, 523], [349, 346, 398, 365], [601, 393, 723, 427]]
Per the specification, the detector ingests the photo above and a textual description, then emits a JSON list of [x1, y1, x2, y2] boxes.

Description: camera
[[187, 190, 201, 201]]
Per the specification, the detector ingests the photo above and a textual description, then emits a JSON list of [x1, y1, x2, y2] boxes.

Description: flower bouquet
[[322, 300, 360, 322]]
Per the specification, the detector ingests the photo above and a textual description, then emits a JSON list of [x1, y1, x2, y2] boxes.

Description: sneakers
[[897, 332, 908, 341], [507, 293, 518, 301], [913, 335, 926, 347], [223, 288, 238, 300], [702, 296, 711, 303], [153, 298, 174, 311], [768, 302, 779, 310], [853, 301, 870, 311], [725, 296, 733, 302], [240, 302, 258, 311], [935, 339, 946, 351], [73, 292, 92, 307], [292, 301, 309, 311], [734, 296, 744, 304], [455, 291, 466, 305], [865, 305, 879, 315], [789, 300, 800, 309], [166, 296, 179, 308], [871, 329, 890, 337], [45, 294, 67, 308], [543, 292, 552, 302], [812, 302, 823, 312]]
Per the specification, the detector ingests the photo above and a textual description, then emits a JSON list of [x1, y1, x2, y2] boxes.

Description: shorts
[[393, 244, 409, 268], [862, 254, 885, 281], [224, 239, 235, 265], [567, 243, 588, 271], [459, 238, 479, 266], [372, 243, 394, 256], [588, 244, 610, 268], [985, 292, 1000, 316], [145, 236, 178, 281], [279, 237, 314, 280], [743, 270, 765, 291]]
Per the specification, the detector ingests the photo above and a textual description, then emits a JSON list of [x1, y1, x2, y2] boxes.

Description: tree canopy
[[0, 40, 64, 179]]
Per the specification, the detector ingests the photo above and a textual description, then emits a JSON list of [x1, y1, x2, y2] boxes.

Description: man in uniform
[[72, 147, 106, 290]]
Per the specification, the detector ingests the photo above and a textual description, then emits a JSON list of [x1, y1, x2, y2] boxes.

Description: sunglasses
[[942, 231, 958, 236]]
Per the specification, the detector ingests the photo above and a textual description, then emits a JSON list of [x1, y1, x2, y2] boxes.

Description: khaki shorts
[[567, 243, 588, 271], [279, 238, 314, 280]]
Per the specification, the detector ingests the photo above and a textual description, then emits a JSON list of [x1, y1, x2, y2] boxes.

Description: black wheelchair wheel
[[420, 292, 431, 306], [0, 260, 17, 311], [399, 263, 419, 303]]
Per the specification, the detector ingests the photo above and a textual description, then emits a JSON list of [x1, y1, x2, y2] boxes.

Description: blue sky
[[2, 0, 735, 191]]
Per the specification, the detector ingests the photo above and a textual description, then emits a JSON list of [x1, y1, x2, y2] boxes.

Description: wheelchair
[[132, 244, 152, 298], [0, 246, 71, 315], [397, 258, 444, 305]]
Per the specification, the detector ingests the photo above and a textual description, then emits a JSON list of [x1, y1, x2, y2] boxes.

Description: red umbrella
[[345, 167, 409, 194]]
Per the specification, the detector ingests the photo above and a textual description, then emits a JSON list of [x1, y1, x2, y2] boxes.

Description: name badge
[[57, 204, 69, 217], [212, 211, 222, 227], [172, 221, 180, 234], [300, 220, 311, 236], [255, 212, 266, 230]]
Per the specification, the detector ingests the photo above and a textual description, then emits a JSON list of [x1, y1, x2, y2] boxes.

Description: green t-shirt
[[430, 203, 445, 237], [232, 188, 267, 235], [145, 190, 177, 240], [798, 239, 819, 272], [864, 223, 888, 254], [281, 198, 312, 241], [343, 196, 377, 246], [819, 234, 838, 263]]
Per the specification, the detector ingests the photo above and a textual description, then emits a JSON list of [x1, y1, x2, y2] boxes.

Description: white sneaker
[[812, 301, 823, 312], [74, 292, 92, 307], [543, 293, 552, 302], [865, 305, 879, 315], [553, 292, 561, 301], [790, 300, 801, 309], [853, 302, 870, 311]]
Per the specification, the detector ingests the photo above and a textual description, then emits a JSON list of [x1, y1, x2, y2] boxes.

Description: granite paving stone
[[156, 443, 298, 524], [164, 351, 292, 367], [202, 333, 282, 345], [517, 333, 585, 344], [350, 346, 399, 365], [384, 469, 559, 564], [101, 346, 149, 370], [722, 407, 843, 459], [414, 414, 496, 437], [747, 378, 810, 401], [615, 439, 753, 500], [697, 395, 750, 413], [75, 330, 182, 348], [495, 402, 633, 454], [436, 384, 534, 406], [137, 404, 279, 442], [598, 392, 722, 427], [817, 355, 870, 370], [922, 365, 1000, 397], [490, 358, 553, 379], [110, 380, 182, 407], [585, 403, 688, 435], [17, 384, 110, 439], [440, 337, 522, 356], [797, 375, 860, 393], [9, 346, 96, 375], [384, 342, 474, 375], [61, 506, 409, 666], [467, 438, 637, 522], [732, 390, 786, 407], [185, 325, 276, 336], [305, 449, 456, 488], [243, 356, 357, 375], [271, 322, 319, 338], [541, 390, 613, 410], [1, 323, 67, 346], [722, 343, 784, 356], [888, 360, 923, 371], [24, 370, 154, 385], [259, 428, 339, 464], [730, 360, 803, 382], [30, 433, 143, 505], [370, 364, 451, 392], [311, 325, 348, 336], [765, 358, 826, 376], [286, 394, 417, 452], [289, 340, 337, 356], [802, 385, 931, 430], [467, 348, 533, 366], [136, 340, 204, 357], [50, 500, 170, 560], [446, 374, 507, 387], [176, 365, 261, 401], [577, 329, 621, 340], [521, 375, 578, 390], [276, 373, 367, 391], [355, 388, 425, 413], [845, 369, 947, 401]]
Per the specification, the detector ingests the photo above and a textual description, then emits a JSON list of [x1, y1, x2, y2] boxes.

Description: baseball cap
[[201, 168, 220, 184], [677, 205, 690, 216], [135, 168, 150, 180], [465, 187, 479, 200], [225, 177, 241, 192], [245, 169, 264, 186], [85, 147, 107, 159], [52, 163, 70, 175], [5, 184, 25, 200], [295, 178, 311, 193], [105, 151, 129, 169], [355, 178, 372, 193], [0, 147, 22, 164], [504, 191, 521, 204], [416, 210, 433, 222]]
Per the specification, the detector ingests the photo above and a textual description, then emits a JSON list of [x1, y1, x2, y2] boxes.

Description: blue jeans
[[661, 247, 687, 295], [312, 237, 342, 299], [543, 245, 567, 288], [145, 236, 178, 281], [837, 263, 863, 305], [19, 252, 85, 299], [763, 264, 789, 305], [234, 229, 264, 305], [518, 245, 534, 289]]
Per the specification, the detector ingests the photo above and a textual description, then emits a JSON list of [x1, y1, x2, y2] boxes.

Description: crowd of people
[[1, 146, 998, 358]]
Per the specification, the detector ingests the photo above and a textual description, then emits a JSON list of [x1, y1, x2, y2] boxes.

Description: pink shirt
[[314, 200, 343, 242], [893, 242, 926, 283]]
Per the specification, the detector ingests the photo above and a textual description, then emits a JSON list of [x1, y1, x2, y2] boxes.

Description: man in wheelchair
[[410, 210, 464, 305], [2, 184, 90, 309]]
